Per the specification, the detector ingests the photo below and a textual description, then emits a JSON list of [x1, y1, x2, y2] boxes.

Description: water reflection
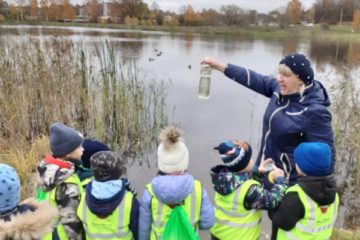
[[282, 35, 300, 55], [309, 39, 360, 69]]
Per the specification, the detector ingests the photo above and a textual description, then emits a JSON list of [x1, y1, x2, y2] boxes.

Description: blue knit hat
[[294, 142, 331, 177], [279, 53, 314, 85], [0, 164, 20, 213], [81, 139, 110, 168], [214, 140, 252, 172], [50, 122, 83, 157]]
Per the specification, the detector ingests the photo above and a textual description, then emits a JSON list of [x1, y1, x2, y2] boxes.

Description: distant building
[[98, 1, 111, 24]]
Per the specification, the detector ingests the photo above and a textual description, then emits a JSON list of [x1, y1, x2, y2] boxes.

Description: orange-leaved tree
[[352, 10, 360, 32]]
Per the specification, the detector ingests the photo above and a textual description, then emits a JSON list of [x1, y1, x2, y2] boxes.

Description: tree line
[[0, 0, 360, 31]]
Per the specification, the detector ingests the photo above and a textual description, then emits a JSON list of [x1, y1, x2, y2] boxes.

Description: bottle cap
[[268, 171, 275, 184]]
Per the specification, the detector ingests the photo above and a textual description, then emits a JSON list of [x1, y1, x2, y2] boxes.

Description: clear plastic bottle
[[198, 64, 212, 99]]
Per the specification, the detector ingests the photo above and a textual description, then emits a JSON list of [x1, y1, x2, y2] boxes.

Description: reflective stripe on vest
[[81, 177, 92, 190], [211, 179, 262, 240], [277, 184, 339, 240], [78, 190, 133, 240], [147, 180, 202, 240], [42, 173, 82, 240]]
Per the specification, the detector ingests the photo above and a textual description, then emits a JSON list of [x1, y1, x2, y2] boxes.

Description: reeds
[[0, 37, 169, 197], [329, 68, 360, 229]]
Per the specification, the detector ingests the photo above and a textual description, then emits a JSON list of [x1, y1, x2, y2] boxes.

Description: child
[[77, 139, 110, 187], [77, 151, 139, 240], [138, 126, 214, 239], [0, 163, 58, 240], [270, 142, 339, 239], [211, 140, 288, 240], [36, 122, 84, 240]]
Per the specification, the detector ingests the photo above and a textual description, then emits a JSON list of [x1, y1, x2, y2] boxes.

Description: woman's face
[[277, 72, 302, 95]]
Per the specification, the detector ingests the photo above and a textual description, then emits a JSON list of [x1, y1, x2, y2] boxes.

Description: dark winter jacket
[[210, 165, 288, 211], [85, 179, 140, 240], [269, 175, 337, 239], [224, 64, 335, 183], [0, 198, 58, 240]]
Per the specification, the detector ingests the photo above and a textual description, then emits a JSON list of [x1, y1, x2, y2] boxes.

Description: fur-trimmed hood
[[0, 198, 58, 240]]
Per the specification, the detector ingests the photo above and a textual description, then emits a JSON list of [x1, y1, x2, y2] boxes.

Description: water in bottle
[[198, 64, 211, 99]]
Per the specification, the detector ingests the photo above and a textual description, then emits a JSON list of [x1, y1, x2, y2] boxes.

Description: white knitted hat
[[157, 126, 189, 174]]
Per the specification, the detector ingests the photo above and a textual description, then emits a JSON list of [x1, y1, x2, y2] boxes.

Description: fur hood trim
[[0, 198, 58, 240]]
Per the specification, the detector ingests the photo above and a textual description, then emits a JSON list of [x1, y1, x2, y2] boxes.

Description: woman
[[201, 53, 335, 184]]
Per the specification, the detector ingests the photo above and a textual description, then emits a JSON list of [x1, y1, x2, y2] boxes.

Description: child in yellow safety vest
[[77, 151, 139, 240], [36, 122, 85, 240], [210, 140, 288, 240], [138, 126, 215, 240], [269, 142, 339, 240]]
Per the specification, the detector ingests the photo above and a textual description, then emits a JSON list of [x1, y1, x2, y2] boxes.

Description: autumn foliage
[[352, 10, 360, 32]]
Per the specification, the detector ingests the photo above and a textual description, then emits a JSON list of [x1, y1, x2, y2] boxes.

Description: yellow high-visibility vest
[[42, 174, 82, 240], [277, 184, 339, 240], [211, 179, 262, 240], [77, 189, 134, 240], [147, 180, 202, 240]]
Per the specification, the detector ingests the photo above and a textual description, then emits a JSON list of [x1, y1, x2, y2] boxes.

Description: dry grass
[[329, 68, 360, 228], [332, 229, 360, 240], [0, 136, 49, 199], [0, 37, 169, 197]]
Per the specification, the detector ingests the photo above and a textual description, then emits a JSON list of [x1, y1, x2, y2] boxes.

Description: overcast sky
[[142, 0, 317, 13]]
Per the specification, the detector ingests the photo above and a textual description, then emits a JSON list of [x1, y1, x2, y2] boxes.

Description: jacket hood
[[77, 166, 93, 182], [85, 179, 126, 217], [0, 198, 58, 240], [298, 174, 337, 206], [210, 165, 250, 195], [150, 173, 194, 205], [302, 80, 331, 107], [37, 155, 76, 191]]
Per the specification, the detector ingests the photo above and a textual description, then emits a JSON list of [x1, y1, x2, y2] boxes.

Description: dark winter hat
[[214, 140, 252, 172], [279, 53, 314, 85], [294, 142, 331, 177], [81, 139, 110, 169], [0, 164, 20, 213], [90, 151, 125, 182], [49, 122, 83, 157]]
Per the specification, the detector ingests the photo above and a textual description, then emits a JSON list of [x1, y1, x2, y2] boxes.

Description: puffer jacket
[[138, 172, 214, 239], [36, 155, 84, 240], [0, 198, 58, 240], [224, 64, 335, 183]]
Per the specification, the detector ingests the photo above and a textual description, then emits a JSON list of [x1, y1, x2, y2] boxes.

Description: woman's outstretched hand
[[201, 57, 227, 73]]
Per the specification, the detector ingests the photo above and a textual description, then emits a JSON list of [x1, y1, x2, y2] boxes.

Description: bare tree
[[220, 4, 246, 26], [119, 0, 149, 20], [86, 0, 100, 22], [200, 8, 220, 26]]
